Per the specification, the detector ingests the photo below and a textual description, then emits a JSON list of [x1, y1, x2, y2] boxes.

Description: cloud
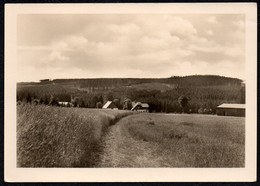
[[17, 14, 245, 81], [48, 50, 69, 62], [206, 30, 213, 36]]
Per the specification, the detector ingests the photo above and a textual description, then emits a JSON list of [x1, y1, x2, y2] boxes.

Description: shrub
[[32, 99, 39, 105], [96, 102, 103, 109]]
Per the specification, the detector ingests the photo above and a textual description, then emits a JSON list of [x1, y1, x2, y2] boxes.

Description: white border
[[5, 3, 257, 182]]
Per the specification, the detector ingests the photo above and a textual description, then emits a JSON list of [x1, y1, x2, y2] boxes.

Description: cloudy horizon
[[17, 14, 245, 82]]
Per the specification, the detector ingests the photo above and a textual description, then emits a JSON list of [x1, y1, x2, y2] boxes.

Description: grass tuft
[[180, 122, 194, 127], [167, 129, 187, 139], [148, 120, 155, 125]]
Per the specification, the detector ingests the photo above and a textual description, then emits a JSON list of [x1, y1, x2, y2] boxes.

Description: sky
[[17, 14, 245, 82]]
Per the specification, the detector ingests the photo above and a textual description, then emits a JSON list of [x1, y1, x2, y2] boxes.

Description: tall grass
[[124, 113, 245, 167], [17, 103, 131, 167]]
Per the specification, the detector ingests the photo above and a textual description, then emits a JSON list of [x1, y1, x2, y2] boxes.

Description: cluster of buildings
[[58, 101, 245, 117], [58, 100, 245, 117], [57, 100, 149, 112], [58, 101, 74, 107], [102, 101, 149, 112], [103, 101, 246, 117]]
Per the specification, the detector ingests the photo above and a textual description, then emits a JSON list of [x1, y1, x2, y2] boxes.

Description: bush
[[49, 95, 59, 106], [32, 99, 39, 105], [123, 98, 132, 110], [17, 100, 22, 105], [96, 102, 103, 109]]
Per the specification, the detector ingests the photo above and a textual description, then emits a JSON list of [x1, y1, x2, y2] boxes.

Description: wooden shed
[[216, 103, 245, 117]]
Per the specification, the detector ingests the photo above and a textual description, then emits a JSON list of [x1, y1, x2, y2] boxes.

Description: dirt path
[[97, 117, 164, 167]]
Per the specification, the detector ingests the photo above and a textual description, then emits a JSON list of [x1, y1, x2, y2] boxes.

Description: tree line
[[17, 83, 245, 114]]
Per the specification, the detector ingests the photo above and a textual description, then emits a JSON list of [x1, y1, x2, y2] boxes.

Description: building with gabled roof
[[102, 101, 118, 109], [131, 102, 149, 112], [216, 103, 245, 117]]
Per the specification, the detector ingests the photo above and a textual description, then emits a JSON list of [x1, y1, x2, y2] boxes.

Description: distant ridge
[[18, 75, 242, 84]]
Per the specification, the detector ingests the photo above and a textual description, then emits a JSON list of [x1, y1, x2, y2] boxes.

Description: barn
[[102, 101, 118, 109], [216, 103, 245, 117], [131, 102, 149, 112]]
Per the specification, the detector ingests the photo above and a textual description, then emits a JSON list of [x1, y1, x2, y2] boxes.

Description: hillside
[[17, 75, 245, 114], [18, 75, 242, 89]]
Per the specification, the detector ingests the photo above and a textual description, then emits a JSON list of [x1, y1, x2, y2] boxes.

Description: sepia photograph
[[5, 3, 257, 182]]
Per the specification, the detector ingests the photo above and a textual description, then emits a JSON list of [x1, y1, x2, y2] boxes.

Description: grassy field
[[119, 113, 245, 167], [17, 103, 132, 167], [17, 104, 245, 168]]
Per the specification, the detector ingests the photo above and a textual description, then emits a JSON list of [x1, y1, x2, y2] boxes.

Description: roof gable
[[131, 102, 149, 110], [102, 101, 117, 109], [102, 101, 112, 108]]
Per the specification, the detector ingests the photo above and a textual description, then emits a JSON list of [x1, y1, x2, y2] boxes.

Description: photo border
[[4, 2, 257, 182]]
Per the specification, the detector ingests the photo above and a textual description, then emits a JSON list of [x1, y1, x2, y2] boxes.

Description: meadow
[[17, 103, 132, 167], [116, 113, 245, 167], [17, 104, 245, 168]]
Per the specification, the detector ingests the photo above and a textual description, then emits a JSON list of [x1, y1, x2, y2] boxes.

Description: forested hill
[[19, 75, 242, 88], [17, 75, 245, 114]]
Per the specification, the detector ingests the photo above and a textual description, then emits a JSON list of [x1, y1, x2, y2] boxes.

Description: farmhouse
[[131, 102, 149, 112], [216, 103, 245, 117], [102, 101, 118, 109]]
